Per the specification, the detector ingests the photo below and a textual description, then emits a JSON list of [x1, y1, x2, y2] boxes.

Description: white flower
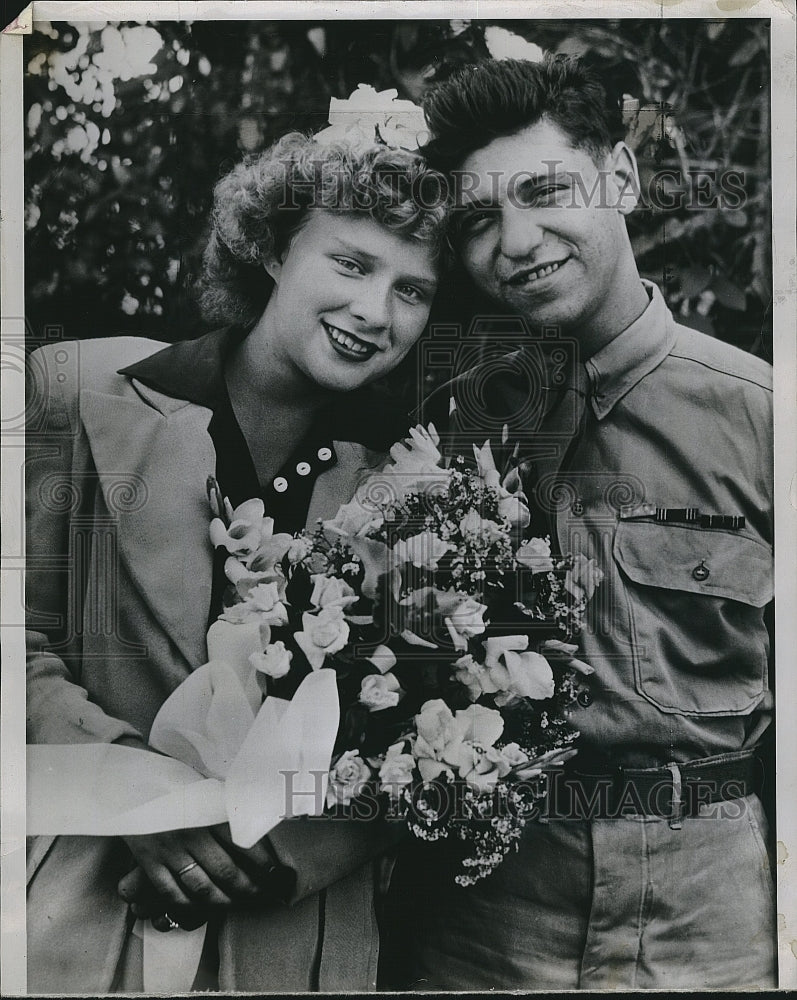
[[444, 596, 488, 651], [326, 750, 371, 807], [295, 607, 350, 670], [287, 536, 313, 563], [379, 746, 416, 800], [310, 574, 358, 610], [250, 641, 293, 679], [359, 672, 402, 712], [414, 700, 507, 789], [484, 26, 545, 63], [455, 742, 511, 793], [484, 635, 555, 704], [209, 498, 266, 555], [565, 554, 604, 602], [516, 537, 555, 574], [367, 644, 397, 673], [315, 84, 429, 152], [500, 742, 530, 768], [245, 582, 289, 625], [453, 653, 500, 701], [382, 424, 451, 502], [472, 440, 501, 490], [458, 509, 506, 545], [393, 531, 453, 571], [224, 556, 288, 604], [499, 494, 531, 531], [388, 424, 443, 472], [324, 486, 385, 538]]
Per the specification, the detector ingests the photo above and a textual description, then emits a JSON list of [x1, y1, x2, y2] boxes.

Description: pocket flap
[[614, 521, 772, 607]]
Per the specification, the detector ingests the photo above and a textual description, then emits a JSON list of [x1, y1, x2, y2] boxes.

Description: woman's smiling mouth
[[323, 321, 379, 362]]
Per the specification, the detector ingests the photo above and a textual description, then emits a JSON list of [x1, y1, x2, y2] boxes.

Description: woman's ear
[[262, 256, 283, 284], [607, 141, 641, 216]]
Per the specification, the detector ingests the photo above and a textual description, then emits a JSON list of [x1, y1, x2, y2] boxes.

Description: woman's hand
[[118, 824, 280, 930]]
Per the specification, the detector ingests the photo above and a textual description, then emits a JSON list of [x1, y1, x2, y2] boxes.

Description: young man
[[384, 56, 775, 991]]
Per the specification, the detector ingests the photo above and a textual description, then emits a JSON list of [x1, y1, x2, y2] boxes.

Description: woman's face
[[261, 209, 440, 392]]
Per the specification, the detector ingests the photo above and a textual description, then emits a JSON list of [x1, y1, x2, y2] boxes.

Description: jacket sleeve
[[266, 813, 407, 905], [25, 344, 145, 749]]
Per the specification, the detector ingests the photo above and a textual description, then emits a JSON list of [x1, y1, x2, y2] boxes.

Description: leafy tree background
[[23, 18, 771, 366]]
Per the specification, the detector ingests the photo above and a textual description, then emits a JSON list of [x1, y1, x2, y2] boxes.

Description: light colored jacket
[[25, 336, 401, 993]]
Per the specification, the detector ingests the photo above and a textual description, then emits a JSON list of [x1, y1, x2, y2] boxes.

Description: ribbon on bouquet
[[27, 618, 341, 992]]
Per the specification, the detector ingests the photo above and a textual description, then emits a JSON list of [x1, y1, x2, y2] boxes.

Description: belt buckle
[[665, 762, 684, 829], [610, 762, 684, 826]]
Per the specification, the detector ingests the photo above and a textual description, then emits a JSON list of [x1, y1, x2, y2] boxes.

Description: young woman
[[25, 127, 450, 993]]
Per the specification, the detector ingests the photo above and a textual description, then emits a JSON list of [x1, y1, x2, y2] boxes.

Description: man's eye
[[528, 184, 568, 205], [457, 209, 496, 239], [333, 257, 363, 273]]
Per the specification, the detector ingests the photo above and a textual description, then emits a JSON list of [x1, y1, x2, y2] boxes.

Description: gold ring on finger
[[177, 861, 199, 878]]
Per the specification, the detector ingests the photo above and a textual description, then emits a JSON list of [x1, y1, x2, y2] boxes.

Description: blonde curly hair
[[198, 132, 452, 327]]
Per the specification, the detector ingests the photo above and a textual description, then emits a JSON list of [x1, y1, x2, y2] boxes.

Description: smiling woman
[[25, 106, 453, 993], [199, 132, 450, 332], [254, 210, 440, 392]]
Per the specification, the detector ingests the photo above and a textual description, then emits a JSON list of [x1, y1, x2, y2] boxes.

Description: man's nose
[[499, 203, 545, 260]]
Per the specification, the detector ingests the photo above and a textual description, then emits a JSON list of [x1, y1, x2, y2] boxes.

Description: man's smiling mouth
[[323, 321, 379, 361], [503, 257, 570, 286]]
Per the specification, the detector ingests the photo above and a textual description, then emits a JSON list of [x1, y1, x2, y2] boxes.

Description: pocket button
[[692, 560, 710, 581], [577, 690, 593, 708]]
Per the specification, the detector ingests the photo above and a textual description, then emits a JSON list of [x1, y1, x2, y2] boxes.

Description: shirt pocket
[[613, 521, 773, 716]]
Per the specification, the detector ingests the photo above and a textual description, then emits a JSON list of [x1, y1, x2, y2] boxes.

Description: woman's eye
[[396, 284, 423, 302]]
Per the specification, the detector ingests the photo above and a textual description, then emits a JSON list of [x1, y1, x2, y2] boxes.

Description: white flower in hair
[[314, 83, 429, 152], [484, 26, 545, 63]]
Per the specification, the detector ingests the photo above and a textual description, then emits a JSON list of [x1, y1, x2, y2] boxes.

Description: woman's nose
[[499, 203, 545, 261], [349, 279, 391, 330]]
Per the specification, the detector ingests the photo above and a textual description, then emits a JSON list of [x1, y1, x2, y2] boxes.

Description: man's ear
[[607, 141, 641, 216], [262, 256, 283, 284]]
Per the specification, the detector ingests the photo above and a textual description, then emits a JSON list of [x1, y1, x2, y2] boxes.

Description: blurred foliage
[[24, 18, 771, 361]]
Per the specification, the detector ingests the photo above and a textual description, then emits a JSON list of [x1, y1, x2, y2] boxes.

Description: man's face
[[455, 118, 638, 342], [264, 209, 439, 392]]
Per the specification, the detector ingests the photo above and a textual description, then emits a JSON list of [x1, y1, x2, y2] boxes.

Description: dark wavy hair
[[198, 133, 452, 327], [422, 54, 623, 173]]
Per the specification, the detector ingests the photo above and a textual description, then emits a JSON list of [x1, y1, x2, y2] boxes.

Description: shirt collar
[[585, 281, 677, 420], [118, 325, 245, 410]]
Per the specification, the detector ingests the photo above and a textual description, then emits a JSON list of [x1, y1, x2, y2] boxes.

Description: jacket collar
[[585, 281, 677, 421]]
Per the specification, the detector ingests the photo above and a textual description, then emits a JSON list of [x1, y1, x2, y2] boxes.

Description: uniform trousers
[[385, 793, 776, 990]]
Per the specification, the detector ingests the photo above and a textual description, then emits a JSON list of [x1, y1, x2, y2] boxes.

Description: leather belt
[[541, 752, 763, 823]]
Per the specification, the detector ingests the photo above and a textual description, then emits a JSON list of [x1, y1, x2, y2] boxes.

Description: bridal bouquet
[[207, 424, 602, 885]]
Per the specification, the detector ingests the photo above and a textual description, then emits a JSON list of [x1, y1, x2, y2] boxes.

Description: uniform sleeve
[[25, 344, 144, 749]]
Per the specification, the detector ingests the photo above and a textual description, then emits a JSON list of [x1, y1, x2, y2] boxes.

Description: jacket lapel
[[79, 384, 215, 669]]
